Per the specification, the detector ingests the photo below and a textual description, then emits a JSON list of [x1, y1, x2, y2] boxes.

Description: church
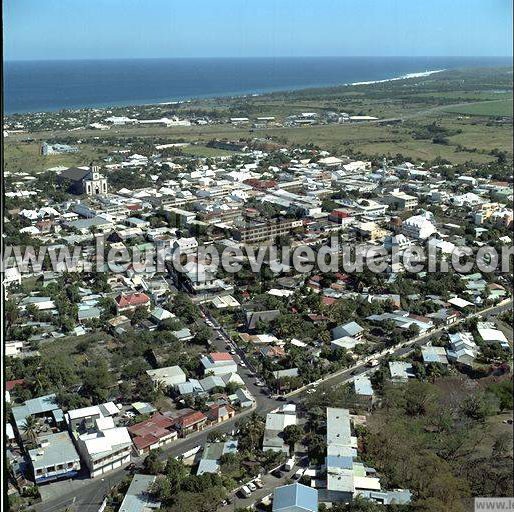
[[57, 165, 108, 195]]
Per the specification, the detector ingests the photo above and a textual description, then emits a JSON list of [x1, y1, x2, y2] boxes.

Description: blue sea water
[[3, 56, 511, 114]]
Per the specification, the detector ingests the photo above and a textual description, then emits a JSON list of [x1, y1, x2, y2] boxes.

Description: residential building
[[11, 394, 63, 438], [388, 361, 416, 381], [273, 483, 318, 512], [128, 413, 178, 456], [477, 323, 510, 350], [201, 353, 238, 376], [75, 424, 132, 478], [381, 190, 418, 211], [115, 292, 151, 313], [353, 221, 387, 241], [446, 332, 479, 366], [207, 404, 236, 424], [197, 439, 238, 475], [146, 366, 187, 388], [332, 322, 364, 340], [263, 404, 297, 453], [421, 346, 449, 365], [29, 431, 81, 484], [174, 410, 207, 437], [354, 376, 374, 399], [119, 474, 161, 512]]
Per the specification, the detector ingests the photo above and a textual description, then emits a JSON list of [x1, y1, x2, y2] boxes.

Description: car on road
[[229, 349, 236, 355], [306, 389, 315, 394], [239, 362, 247, 368]]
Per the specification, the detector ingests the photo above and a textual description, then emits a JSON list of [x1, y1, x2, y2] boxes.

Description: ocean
[[3, 56, 511, 114]]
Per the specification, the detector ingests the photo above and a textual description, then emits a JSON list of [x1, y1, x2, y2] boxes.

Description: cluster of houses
[[4, 125, 512, 510], [264, 407, 412, 512], [6, 348, 254, 486]]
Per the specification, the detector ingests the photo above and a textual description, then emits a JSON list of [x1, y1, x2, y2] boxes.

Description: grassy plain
[[4, 67, 513, 169], [4, 141, 114, 174], [442, 99, 513, 117]]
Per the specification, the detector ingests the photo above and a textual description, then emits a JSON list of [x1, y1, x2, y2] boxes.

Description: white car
[[239, 362, 247, 368], [247, 482, 257, 492]]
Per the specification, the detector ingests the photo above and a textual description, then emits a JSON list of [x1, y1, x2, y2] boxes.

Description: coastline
[[0, 66, 466, 116], [348, 68, 445, 86]]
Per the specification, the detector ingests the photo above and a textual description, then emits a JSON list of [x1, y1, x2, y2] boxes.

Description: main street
[[33, 298, 511, 512]]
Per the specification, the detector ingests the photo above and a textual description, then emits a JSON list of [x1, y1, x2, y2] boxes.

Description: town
[[4, 70, 514, 512]]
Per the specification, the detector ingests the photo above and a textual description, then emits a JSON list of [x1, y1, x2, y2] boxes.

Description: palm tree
[[22, 415, 41, 445], [238, 412, 265, 451]]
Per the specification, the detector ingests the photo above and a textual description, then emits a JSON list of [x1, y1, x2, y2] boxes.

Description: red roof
[[6, 379, 25, 392], [128, 413, 176, 449], [208, 404, 235, 421], [115, 292, 150, 308], [322, 297, 338, 306], [243, 179, 277, 190], [330, 210, 350, 218], [209, 352, 234, 362], [175, 410, 207, 428]]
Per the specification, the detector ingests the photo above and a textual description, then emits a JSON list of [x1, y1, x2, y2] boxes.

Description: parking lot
[[222, 464, 299, 511]]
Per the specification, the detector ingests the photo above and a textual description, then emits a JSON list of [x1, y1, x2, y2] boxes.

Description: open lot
[[443, 99, 513, 117]]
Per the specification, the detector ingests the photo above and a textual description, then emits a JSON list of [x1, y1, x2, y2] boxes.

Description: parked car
[[254, 479, 264, 489], [247, 482, 257, 492], [240, 485, 252, 498]]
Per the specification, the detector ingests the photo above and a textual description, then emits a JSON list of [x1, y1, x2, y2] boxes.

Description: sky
[[3, 0, 513, 61]]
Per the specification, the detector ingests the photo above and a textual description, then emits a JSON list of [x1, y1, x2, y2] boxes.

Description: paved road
[[286, 299, 513, 397], [32, 299, 511, 511], [200, 306, 278, 414]]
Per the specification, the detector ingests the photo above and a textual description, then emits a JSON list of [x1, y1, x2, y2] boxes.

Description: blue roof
[[354, 376, 374, 396], [273, 483, 318, 512], [332, 321, 363, 339], [326, 455, 354, 469], [119, 474, 161, 512], [12, 394, 61, 429]]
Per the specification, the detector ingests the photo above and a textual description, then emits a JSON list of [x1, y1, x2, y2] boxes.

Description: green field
[[443, 99, 513, 117], [3, 141, 114, 174], [179, 144, 235, 158]]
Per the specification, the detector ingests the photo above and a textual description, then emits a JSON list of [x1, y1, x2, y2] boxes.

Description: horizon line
[[4, 55, 513, 63]]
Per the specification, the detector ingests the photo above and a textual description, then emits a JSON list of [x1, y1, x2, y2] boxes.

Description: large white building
[[401, 214, 437, 240], [66, 404, 131, 478], [76, 425, 132, 478]]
